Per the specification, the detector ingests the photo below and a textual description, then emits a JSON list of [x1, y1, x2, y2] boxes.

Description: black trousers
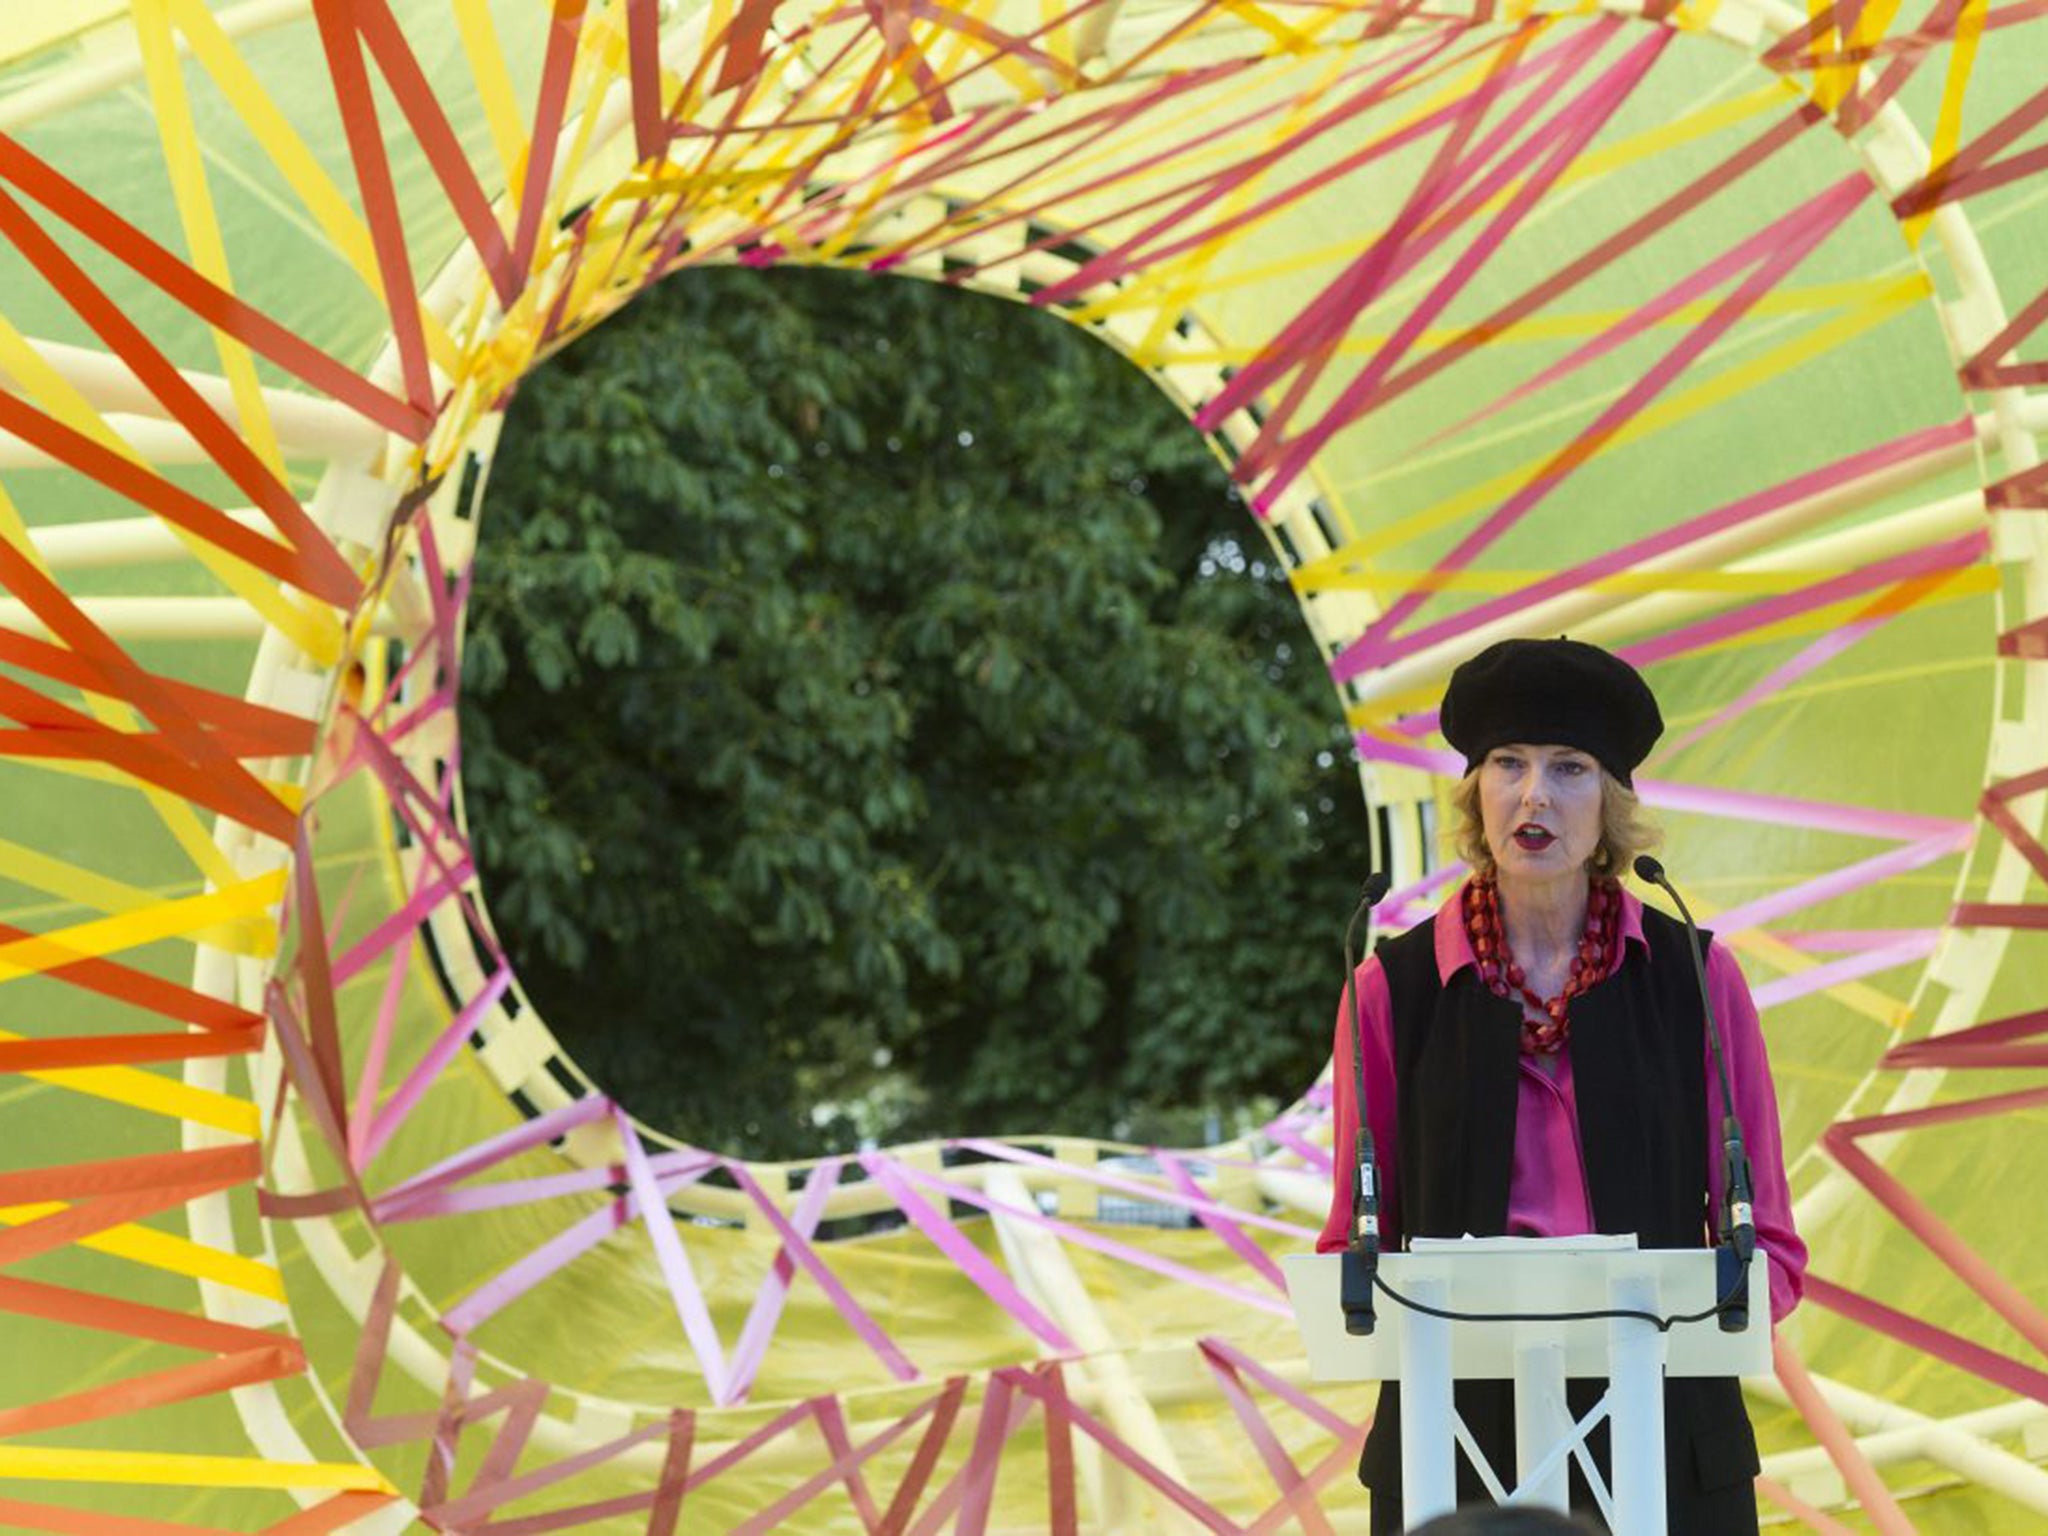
[[1361, 1377, 1761, 1535]]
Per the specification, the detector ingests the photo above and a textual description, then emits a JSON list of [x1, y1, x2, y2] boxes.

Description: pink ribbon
[[1750, 933, 1939, 1011], [1652, 588, 1915, 764], [1227, 21, 1629, 484], [371, 1095, 617, 1219], [952, 1139, 1316, 1240], [1260, 1115, 1334, 1174], [357, 963, 514, 1166], [440, 1157, 717, 1337], [348, 926, 415, 1168], [1250, 26, 1671, 508], [615, 1109, 730, 1404], [379, 1162, 654, 1220], [1618, 530, 1988, 673], [858, 1153, 1076, 1352], [1158, 1151, 1289, 1292], [1778, 928, 1941, 952], [1629, 778, 1969, 843], [1708, 827, 1974, 936], [464, 1400, 819, 1534], [1201, 1340, 1348, 1534], [1003, 1366, 1241, 1532], [1883, 1006, 2048, 1072], [1199, 1336, 1357, 1437], [725, 1393, 947, 1536], [1332, 416, 1973, 682], [724, 1159, 920, 1391], [720, 1159, 841, 1402], [329, 854, 474, 988], [890, 1160, 1292, 1317], [1334, 172, 1875, 666]]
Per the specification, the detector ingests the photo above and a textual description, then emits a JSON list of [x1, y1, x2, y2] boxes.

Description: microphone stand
[[1633, 856, 1754, 1332], [1340, 872, 1392, 1336]]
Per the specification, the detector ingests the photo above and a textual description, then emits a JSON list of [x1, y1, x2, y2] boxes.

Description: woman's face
[[1478, 743, 1604, 886]]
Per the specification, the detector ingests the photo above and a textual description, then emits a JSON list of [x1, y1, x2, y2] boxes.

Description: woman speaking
[[1318, 637, 1806, 1535]]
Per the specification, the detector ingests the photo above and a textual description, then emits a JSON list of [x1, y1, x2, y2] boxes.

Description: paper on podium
[[1282, 1236, 1769, 1382], [1409, 1233, 1637, 1254]]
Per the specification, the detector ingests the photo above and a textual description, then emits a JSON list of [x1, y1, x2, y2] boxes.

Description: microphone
[[1633, 855, 1755, 1332], [1340, 871, 1393, 1336]]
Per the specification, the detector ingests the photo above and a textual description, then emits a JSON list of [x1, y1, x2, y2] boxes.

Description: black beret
[[1440, 638, 1662, 787]]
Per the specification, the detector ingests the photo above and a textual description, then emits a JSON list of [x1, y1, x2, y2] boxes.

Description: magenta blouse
[[1315, 882, 1807, 1323]]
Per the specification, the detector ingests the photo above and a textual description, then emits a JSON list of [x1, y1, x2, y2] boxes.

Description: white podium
[[1283, 1236, 1768, 1533]]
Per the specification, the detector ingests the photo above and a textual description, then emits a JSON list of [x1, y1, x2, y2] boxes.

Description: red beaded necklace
[[1462, 874, 1619, 1055]]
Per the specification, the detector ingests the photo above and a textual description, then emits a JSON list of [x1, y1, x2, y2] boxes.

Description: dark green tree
[[458, 266, 1366, 1159]]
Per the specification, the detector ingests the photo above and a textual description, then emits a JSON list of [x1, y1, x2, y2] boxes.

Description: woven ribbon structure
[[1, 0, 2047, 1529]]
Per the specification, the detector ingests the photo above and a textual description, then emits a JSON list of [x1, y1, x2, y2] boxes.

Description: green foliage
[[458, 266, 1365, 1159]]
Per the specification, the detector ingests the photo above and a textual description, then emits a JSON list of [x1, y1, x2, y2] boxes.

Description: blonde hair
[[1446, 764, 1661, 877]]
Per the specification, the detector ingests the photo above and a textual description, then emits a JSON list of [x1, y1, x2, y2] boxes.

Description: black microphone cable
[[1365, 1257, 1752, 1334]]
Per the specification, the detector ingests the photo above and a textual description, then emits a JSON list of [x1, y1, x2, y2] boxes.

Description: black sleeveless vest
[[1380, 900, 1712, 1251]]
